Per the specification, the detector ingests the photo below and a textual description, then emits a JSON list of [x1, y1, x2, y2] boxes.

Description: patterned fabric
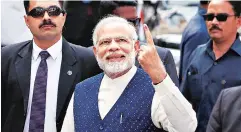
[[74, 68, 166, 132], [29, 51, 50, 132]]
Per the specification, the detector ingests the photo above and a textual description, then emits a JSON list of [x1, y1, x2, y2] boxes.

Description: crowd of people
[[1, 0, 241, 132]]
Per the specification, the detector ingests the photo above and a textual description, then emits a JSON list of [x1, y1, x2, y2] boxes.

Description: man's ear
[[93, 46, 97, 56], [62, 13, 67, 23], [24, 15, 30, 28], [134, 40, 140, 55], [237, 16, 241, 29]]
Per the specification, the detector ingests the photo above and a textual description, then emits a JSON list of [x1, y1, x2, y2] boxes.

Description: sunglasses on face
[[127, 18, 141, 26], [27, 6, 65, 18], [203, 13, 236, 22]]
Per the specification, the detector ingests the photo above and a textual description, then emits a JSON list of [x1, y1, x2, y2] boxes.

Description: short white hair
[[92, 15, 138, 45]]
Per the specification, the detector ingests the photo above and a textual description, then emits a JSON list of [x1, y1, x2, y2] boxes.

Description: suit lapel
[[13, 39, 79, 127], [56, 39, 78, 120], [15, 41, 33, 114]]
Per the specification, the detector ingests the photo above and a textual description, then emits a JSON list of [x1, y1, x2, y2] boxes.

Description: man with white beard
[[61, 15, 197, 132]]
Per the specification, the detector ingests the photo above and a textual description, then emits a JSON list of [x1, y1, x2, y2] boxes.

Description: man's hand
[[137, 24, 167, 84]]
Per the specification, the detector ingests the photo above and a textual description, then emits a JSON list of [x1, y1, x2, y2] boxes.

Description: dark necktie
[[29, 51, 50, 132]]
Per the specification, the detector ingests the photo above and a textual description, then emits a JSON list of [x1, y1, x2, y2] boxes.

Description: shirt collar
[[206, 33, 241, 57], [32, 37, 62, 61], [102, 65, 137, 85], [230, 34, 241, 56], [206, 39, 213, 55]]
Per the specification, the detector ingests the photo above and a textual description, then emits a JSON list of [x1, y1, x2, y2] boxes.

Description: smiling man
[[98, 1, 179, 87], [61, 15, 197, 132], [1, 0, 101, 132], [181, 0, 241, 131]]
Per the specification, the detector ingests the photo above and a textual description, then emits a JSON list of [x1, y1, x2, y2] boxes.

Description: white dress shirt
[[61, 66, 197, 132], [23, 38, 62, 132]]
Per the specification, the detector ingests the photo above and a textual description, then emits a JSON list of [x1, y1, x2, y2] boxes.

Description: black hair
[[23, 0, 64, 14], [200, 0, 209, 5], [228, 1, 241, 16], [99, 0, 137, 19]]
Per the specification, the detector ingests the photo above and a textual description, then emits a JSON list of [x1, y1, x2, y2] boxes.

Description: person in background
[[1, 0, 32, 47], [181, 0, 241, 131], [1, 1, 101, 132], [62, 1, 100, 47], [206, 86, 241, 132], [61, 15, 197, 132], [98, 0, 179, 87], [179, 0, 210, 84]]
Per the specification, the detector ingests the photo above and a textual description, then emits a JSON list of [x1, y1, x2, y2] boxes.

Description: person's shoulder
[[154, 46, 170, 58], [184, 14, 208, 36], [67, 42, 94, 57], [75, 72, 104, 90], [222, 86, 241, 98], [188, 42, 209, 65], [193, 42, 209, 54], [185, 24, 208, 38], [197, 42, 208, 49], [215, 86, 241, 109], [155, 45, 168, 53], [68, 42, 89, 52], [187, 13, 205, 26], [1, 40, 31, 57]]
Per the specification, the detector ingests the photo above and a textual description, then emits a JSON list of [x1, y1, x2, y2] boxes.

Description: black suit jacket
[[1, 39, 102, 132], [88, 45, 179, 87], [206, 86, 241, 132]]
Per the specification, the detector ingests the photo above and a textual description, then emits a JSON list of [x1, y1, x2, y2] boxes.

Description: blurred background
[[1, 0, 241, 72], [142, 0, 200, 73]]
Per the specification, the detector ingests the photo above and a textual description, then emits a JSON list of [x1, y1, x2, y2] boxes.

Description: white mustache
[[104, 51, 127, 60], [96, 49, 136, 75]]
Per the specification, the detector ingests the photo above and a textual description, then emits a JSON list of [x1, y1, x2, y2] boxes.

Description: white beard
[[96, 49, 136, 75]]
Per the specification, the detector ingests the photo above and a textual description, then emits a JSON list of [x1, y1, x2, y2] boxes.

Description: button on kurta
[[99, 125, 104, 130]]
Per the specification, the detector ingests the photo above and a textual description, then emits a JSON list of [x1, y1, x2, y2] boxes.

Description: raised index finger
[[143, 24, 155, 46]]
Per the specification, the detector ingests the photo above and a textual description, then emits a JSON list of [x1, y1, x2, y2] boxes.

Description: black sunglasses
[[203, 13, 236, 22], [127, 18, 141, 26], [27, 6, 65, 18]]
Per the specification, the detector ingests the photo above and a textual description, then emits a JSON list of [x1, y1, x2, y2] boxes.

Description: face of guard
[[24, 0, 66, 41], [206, 0, 241, 42]]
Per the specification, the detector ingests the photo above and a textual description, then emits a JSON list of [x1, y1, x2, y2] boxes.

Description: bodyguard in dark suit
[[179, 1, 210, 83], [206, 86, 241, 132], [1, 1, 101, 132], [98, 0, 179, 87]]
